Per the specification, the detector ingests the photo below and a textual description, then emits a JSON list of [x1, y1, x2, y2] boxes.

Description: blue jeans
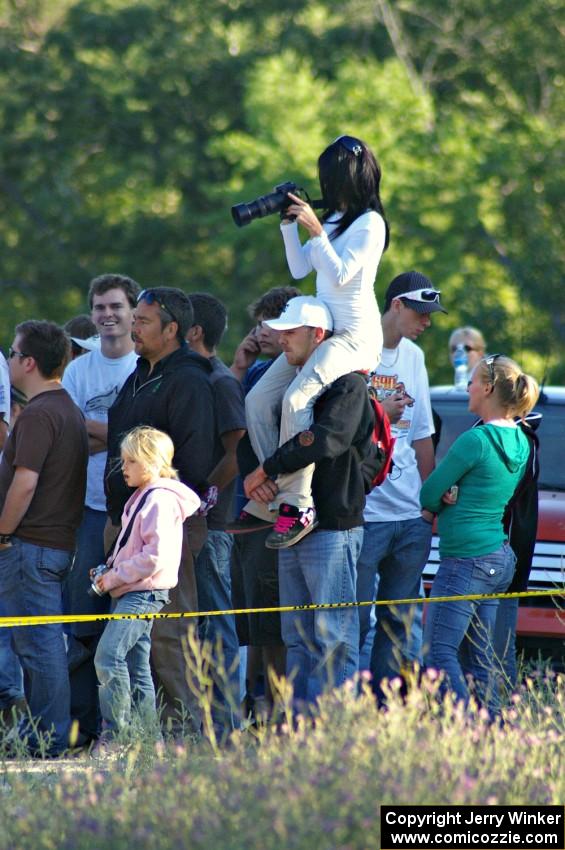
[[0, 598, 24, 709], [423, 542, 516, 715], [492, 596, 519, 691], [0, 538, 72, 753], [278, 527, 362, 707], [356, 518, 432, 692], [64, 507, 110, 638], [94, 590, 169, 735], [195, 530, 240, 730]]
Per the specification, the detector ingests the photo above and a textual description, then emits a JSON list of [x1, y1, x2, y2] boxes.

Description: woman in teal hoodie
[[420, 355, 539, 714]]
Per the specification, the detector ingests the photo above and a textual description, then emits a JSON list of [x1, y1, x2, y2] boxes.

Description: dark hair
[[318, 138, 390, 248], [88, 273, 141, 309], [63, 314, 97, 357], [139, 287, 194, 341], [15, 320, 71, 379], [189, 293, 227, 351], [247, 286, 302, 321], [64, 314, 96, 339]]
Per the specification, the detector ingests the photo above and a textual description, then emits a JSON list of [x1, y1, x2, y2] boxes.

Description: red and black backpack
[[361, 388, 396, 493]]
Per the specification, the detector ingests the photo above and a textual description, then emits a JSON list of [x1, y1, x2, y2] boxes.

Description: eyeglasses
[[137, 290, 179, 329], [333, 135, 363, 157], [394, 288, 441, 304], [8, 347, 30, 360], [484, 353, 502, 386], [450, 344, 476, 353]]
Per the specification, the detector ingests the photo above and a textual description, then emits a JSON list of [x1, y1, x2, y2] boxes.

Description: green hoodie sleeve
[[420, 430, 484, 513]]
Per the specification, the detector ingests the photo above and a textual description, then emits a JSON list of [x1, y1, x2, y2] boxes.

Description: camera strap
[[106, 488, 163, 564]]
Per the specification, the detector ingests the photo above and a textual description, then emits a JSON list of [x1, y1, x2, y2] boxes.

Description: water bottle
[[453, 343, 468, 391]]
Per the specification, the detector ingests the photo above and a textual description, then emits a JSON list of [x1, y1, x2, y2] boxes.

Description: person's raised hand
[[283, 192, 323, 237], [231, 328, 261, 378]]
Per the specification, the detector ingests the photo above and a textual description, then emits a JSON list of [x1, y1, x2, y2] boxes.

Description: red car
[[425, 385, 565, 667]]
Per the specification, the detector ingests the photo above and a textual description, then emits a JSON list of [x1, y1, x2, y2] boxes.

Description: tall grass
[[0, 667, 563, 850]]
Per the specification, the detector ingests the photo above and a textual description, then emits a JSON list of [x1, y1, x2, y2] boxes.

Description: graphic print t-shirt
[[363, 337, 434, 522], [63, 348, 137, 511]]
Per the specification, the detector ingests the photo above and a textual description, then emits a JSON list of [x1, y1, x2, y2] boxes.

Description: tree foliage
[[0, 0, 563, 381]]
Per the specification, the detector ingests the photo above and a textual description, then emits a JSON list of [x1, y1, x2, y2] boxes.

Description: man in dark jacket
[[243, 296, 374, 709], [106, 287, 216, 733]]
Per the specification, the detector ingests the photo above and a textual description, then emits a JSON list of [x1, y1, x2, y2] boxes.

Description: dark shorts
[[230, 528, 283, 647]]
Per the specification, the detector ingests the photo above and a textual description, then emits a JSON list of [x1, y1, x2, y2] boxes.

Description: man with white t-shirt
[[355, 271, 446, 698], [62, 272, 140, 740]]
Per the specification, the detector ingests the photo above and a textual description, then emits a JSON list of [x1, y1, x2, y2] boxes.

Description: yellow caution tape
[[0, 588, 562, 628]]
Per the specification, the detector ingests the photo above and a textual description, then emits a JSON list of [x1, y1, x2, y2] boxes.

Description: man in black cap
[[355, 271, 447, 697]]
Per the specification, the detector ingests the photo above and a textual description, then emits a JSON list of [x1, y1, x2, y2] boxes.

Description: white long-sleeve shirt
[[281, 210, 385, 366]]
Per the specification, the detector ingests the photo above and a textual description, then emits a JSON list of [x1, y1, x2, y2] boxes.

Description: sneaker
[[265, 504, 317, 549], [226, 510, 275, 535]]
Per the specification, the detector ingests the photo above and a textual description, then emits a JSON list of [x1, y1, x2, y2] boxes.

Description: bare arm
[[413, 436, 435, 483], [0, 467, 39, 538], [86, 419, 107, 442], [207, 429, 246, 491], [85, 419, 108, 456], [0, 420, 8, 452], [230, 332, 261, 382], [413, 436, 436, 523]]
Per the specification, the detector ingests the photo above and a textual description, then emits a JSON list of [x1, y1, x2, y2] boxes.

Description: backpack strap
[[105, 488, 162, 562]]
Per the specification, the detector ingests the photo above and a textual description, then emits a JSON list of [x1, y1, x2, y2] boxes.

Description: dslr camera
[[231, 181, 323, 228], [87, 563, 111, 598]]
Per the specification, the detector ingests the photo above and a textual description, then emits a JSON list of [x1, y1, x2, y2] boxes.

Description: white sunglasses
[[394, 288, 441, 304]]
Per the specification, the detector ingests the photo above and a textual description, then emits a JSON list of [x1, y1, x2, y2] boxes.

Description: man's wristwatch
[[0, 534, 12, 544]]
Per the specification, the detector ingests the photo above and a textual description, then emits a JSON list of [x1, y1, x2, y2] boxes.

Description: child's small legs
[[276, 332, 362, 510], [94, 591, 169, 736]]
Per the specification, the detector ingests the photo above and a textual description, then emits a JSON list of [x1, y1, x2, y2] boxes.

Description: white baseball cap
[[70, 335, 101, 352], [264, 296, 333, 332]]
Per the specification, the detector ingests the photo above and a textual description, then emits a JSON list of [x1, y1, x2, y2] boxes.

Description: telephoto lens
[[231, 181, 298, 227]]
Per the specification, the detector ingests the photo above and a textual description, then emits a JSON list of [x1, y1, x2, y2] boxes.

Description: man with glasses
[[62, 273, 140, 743], [355, 271, 447, 699], [0, 321, 88, 755], [106, 286, 216, 735]]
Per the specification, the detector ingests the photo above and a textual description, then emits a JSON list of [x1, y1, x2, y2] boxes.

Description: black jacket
[[263, 372, 374, 531], [505, 419, 540, 592], [105, 346, 215, 524]]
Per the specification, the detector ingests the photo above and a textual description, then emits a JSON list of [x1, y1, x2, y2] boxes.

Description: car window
[[536, 406, 565, 491], [431, 397, 565, 492], [432, 400, 476, 463]]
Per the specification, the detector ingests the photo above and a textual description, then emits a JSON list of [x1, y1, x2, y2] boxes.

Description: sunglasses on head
[[137, 290, 179, 328], [333, 135, 364, 157], [394, 288, 441, 304], [484, 353, 502, 386]]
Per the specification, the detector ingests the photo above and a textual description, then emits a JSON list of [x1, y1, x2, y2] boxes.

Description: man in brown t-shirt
[[0, 320, 88, 756]]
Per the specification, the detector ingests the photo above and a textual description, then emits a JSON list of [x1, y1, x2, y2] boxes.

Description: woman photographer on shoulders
[[420, 355, 539, 716], [243, 135, 389, 548]]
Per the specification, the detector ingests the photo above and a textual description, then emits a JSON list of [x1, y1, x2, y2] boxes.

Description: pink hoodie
[[103, 478, 201, 598]]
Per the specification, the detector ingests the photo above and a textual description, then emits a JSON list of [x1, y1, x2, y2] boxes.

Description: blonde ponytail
[[476, 356, 539, 419]]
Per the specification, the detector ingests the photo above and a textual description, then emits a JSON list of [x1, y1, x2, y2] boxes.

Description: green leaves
[[0, 0, 562, 380]]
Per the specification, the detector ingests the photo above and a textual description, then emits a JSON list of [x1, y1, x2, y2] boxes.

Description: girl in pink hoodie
[[93, 426, 200, 739]]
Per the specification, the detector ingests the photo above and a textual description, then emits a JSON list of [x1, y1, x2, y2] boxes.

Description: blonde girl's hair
[[476, 355, 540, 419], [120, 426, 179, 481]]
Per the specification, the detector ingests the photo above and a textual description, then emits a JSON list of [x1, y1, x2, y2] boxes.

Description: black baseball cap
[[385, 270, 447, 314]]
